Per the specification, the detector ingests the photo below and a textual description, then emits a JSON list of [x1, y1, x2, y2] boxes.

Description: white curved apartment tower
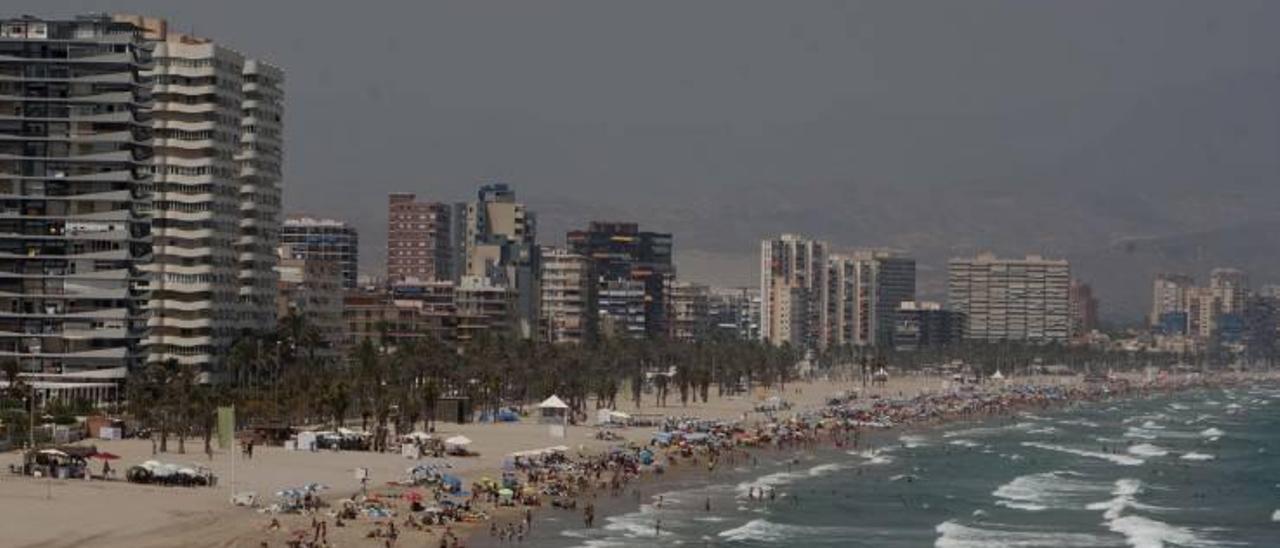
[[143, 30, 245, 367], [236, 59, 283, 336], [0, 16, 155, 378]]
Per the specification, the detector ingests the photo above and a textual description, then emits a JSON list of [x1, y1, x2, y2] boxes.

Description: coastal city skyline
[[8, 1, 1278, 322], [2, 4, 1278, 548]]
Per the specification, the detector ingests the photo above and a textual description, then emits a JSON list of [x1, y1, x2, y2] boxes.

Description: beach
[[2, 371, 1258, 548]]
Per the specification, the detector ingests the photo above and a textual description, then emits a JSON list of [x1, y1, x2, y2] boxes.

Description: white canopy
[[403, 431, 434, 441], [538, 395, 569, 409], [991, 370, 1005, 380], [444, 435, 472, 447]]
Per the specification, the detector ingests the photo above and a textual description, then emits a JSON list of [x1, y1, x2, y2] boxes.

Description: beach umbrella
[[90, 451, 121, 460], [444, 435, 472, 446], [402, 490, 424, 503], [38, 449, 68, 457]]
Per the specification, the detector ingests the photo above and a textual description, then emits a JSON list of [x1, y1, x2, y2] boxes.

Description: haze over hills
[[532, 68, 1280, 323]]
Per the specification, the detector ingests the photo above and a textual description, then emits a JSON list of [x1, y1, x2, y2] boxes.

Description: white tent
[[537, 395, 569, 409], [444, 435, 472, 447], [991, 370, 1005, 380], [538, 395, 570, 426]]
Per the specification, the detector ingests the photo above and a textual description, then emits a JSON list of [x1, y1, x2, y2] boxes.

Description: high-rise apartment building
[[235, 58, 284, 335], [460, 183, 539, 338], [1, 14, 282, 380], [280, 215, 358, 289], [948, 253, 1071, 343], [1069, 280, 1099, 338], [826, 254, 873, 348], [873, 254, 917, 346], [539, 246, 595, 344], [567, 221, 674, 339], [386, 193, 453, 283], [760, 234, 827, 351], [1151, 273, 1195, 327], [0, 16, 155, 379], [141, 22, 245, 368], [111, 15, 283, 370], [825, 251, 916, 349]]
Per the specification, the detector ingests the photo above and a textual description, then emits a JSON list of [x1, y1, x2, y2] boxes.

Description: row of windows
[[152, 200, 239, 214], [141, 182, 237, 197], [161, 272, 231, 284], [154, 57, 235, 71], [152, 164, 236, 178], [155, 127, 236, 143]]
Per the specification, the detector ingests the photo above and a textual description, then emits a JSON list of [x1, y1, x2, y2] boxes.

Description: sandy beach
[[2, 373, 1083, 548]]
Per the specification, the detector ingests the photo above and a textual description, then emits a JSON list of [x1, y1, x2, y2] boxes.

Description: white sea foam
[[806, 463, 843, 477], [1272, 509, 1280, 522], [1028, 426, 1058, 435], [1200, 427, 1225, 438], [934, 521, 1107, 548], [734, 471, 800, 497], [717, 519, 853, 543], [1180, 452, 1215, 461], [1127, 444, 1169, 458], [948, 439, 980, 448], [601, 511, 669, 538], [1107, 515, 1216, 548], [1124, 427, 1160, 440], [1168, 403, 1189, 411], [900, 434, 929, 448], [1057, 419, 1101, 428], [1141, 420, 1164, 430], [734, 462, 844, 498], [1022, 442, 1145, 466], [992, 470, 1107, 512], [995, 500, 1048, 511], [1086, 478, 1148, 520]]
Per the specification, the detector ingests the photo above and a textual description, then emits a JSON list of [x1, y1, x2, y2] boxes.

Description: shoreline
[[2, 371, 1272, 547], [464, 371, 1275, 547]]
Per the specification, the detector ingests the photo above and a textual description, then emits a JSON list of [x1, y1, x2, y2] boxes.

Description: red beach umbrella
[[91, 451, 121, 460]]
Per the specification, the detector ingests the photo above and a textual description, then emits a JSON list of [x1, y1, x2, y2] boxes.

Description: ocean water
[[498, 384, 1280, 547]]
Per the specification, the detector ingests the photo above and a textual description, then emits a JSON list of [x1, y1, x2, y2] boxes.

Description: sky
[[13, 1, 1280, 321]]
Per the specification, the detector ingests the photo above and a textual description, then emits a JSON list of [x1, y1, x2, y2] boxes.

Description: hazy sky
[[14, 1, 1280, 320]]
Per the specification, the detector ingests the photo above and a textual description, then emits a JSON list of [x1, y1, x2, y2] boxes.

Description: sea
[[481, 383, 1280, 547]]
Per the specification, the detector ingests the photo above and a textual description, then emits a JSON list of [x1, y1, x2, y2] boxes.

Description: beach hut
[[537, 395, 569, 425]]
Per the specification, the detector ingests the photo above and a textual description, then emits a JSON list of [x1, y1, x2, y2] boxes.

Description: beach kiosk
[[538, 395, 569, 438]]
